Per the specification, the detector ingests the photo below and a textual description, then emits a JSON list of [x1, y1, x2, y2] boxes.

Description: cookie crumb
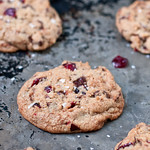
[[107, 135, 110, 138], [131, 65, 136, 69]]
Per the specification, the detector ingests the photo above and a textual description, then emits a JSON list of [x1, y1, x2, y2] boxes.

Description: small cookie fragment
[[0, 0, 62, 52], [116, 1, 150, 54], [115, 123, 150, 150], [17, 61, 124, 133]]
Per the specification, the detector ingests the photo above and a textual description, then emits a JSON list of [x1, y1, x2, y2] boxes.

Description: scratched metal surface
[[0, 0, 150, 150]]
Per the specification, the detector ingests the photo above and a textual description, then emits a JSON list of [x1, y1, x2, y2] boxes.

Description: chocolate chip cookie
[[116, 1, 150, 54], [0, 0, 62, 52], [17, 61, 124, 133], [115, 123, 150, 150]]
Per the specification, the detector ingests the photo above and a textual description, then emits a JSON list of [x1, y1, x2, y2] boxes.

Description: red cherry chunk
[[31, 77, 46, 87], [112, 55, 128, 68], [147, 140, 150, 143], [66, 121, 71, 125], [69, 102, 76, 109], [57, 90, 66, 95], [63, 62, 76, 71], [73, 76, 87, 87], [20, 0, 25, 3], [44, 86, 52, 93], [33, 103, 41, 108], [0, 0, 3, 3], [117, 142, 135, 150], [4, 8, 17, 18], [70, 124, 80, 131], [134, 48, 139, 52]]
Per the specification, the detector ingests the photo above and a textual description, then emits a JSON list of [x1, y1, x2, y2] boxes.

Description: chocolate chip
[[74, 87, 79, 94], [82, 92, 86, 95]]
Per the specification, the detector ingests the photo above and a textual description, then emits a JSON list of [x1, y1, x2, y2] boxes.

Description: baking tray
[[0, 0, 150, 150]]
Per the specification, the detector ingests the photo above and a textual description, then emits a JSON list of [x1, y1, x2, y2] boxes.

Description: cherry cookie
[[115, 123, 150, 150], [0, 0, 62, 52], [116, 1, 150, 54], [17, 61, 124, 133]]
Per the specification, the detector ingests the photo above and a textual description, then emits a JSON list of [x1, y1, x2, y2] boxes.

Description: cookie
[[115, 123, 150, 150], [0, 0, 62, 52], [116, 1, 150, 54], [17, 61, 124, 133]]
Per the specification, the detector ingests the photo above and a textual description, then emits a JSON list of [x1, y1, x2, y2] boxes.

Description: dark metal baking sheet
[[0, 0, 150, 150]]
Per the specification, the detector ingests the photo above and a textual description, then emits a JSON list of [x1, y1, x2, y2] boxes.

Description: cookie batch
[[0, 0, 150, 150]]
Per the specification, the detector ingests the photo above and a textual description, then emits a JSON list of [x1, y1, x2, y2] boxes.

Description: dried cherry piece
[[134, 48, 139, 52], [147, 140, 150, 143], [117, 142, 135, 150], [73, 76, 87, 87], [70, 124, 80, 131], [63, 62, 76, 71], [4, 8, 17, 18], [112, 55, 128, 68], [44, 86, 52, 93], [57, 91, 66, 95], [46, 102, 50, 107], [31, 77, 45, 87], [69, 102, 76, 109], [38, 41, 43, 46], [20, 0, 25, 3], [65, 121, 71, 125], [33, 103, 41, 108]]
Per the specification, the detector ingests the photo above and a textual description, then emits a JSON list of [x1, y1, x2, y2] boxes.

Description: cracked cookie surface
[[17, 61, 124, 133], [0, 0, 62, 52], [116, 1, 150, 54], [115, 123, 150, 150]]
